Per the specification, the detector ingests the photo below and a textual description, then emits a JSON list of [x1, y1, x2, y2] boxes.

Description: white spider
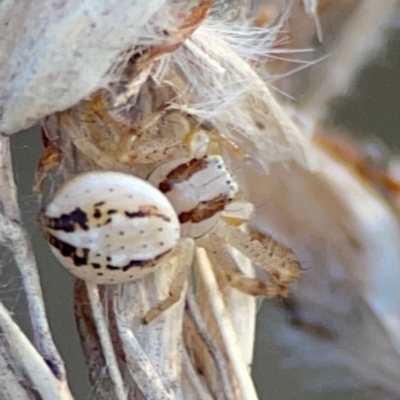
[[40, 91, 301, 323]]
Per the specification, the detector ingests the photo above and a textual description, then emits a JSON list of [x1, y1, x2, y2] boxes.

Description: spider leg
[[143, 239, 195, 324], [229, 274, 288, 297], [199, 235, 288, 298], [213, 224, 302, 287]]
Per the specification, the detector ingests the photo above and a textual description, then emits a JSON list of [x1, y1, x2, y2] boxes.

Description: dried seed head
[[40, 171, 180, 284]]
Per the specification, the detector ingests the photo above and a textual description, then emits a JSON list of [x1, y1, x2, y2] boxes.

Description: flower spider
[[40, 90, 301, 323]]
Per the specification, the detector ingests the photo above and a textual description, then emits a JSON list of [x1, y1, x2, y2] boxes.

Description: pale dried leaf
[[0, 0, 169, 134]]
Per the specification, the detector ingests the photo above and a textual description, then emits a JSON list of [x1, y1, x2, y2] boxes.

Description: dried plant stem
[[186, 292, 237, 400], [114, 316, 174, 400], [0, 301, 73, 399], [86, 282, 127, 400], [0, 136, 66, 380], [13, 229, 63, 373], [72, 239, 195, 398], [0, 349, 30, 399], [0, 136, 19, 220], [182, 347, 214, 400], [194, 248, 259, 400]]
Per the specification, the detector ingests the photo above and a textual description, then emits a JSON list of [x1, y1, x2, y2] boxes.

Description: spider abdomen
[[40, 171, 180, 284]]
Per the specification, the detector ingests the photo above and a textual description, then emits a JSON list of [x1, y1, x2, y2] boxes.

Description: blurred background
[[252, 22, 400, 400], [4, 9, 400, 400]]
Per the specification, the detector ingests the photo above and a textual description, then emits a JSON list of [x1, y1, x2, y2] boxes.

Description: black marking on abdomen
[[93, 209, 102, 218], [47, 234, 89, 266], [125, 210, 147, 218], [106, 265, 122, 271], [44, 207, 89, 232], [103, 250, 172, 272], [125, 205, 171, 222]]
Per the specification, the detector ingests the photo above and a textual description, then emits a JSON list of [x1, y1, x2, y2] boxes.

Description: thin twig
[[182, 347, 214, 400], [0, 135, 66, 380], [114, 314, 174, 400], [194, 247, 259, 400], [86, 282, 127, 400], [186, 291, 237, 400], [0, 301, 73, 399]]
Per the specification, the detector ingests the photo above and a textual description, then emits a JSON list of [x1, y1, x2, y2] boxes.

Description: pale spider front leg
[[213, 198, 302, 289], [212, 222, 302, 289], [196, 211, 301, 299], [197, 233, 289, 298], [142, 238, 195, 324]]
